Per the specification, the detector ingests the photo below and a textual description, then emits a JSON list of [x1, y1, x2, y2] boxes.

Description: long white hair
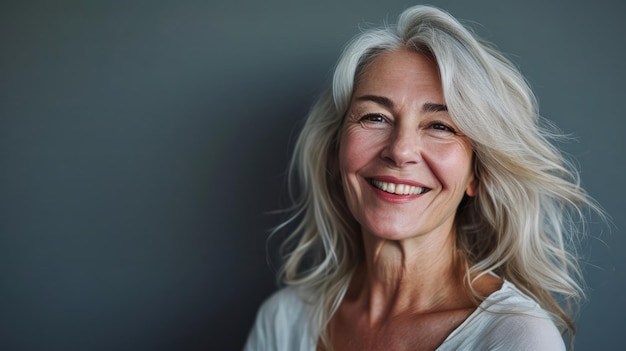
[[275, 5, 602, 348]]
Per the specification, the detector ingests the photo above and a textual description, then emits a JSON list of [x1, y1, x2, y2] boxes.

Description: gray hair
[[276, 5, 602, 347]]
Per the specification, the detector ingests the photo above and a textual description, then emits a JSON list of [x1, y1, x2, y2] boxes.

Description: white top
[[244, 281, 566, 350]]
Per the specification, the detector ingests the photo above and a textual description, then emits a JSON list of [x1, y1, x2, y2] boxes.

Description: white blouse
[[244, 280, 566, 351]]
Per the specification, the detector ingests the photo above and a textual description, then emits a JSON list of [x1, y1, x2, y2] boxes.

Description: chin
[[363, 225, 418, 241]]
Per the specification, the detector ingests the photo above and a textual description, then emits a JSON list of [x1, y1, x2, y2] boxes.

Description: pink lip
[[366, 175, 430, 204]]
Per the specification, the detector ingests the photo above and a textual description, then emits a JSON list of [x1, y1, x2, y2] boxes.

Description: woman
[[245, 5, 601, 351]]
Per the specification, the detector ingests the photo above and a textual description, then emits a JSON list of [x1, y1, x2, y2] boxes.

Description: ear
[[465, 174, 478, 197]]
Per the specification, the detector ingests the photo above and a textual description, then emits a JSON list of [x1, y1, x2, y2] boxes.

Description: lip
[[366, 175, 431, 203]]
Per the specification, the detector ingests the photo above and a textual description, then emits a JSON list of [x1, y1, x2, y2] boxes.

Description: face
[[338, 48, 476, 243]]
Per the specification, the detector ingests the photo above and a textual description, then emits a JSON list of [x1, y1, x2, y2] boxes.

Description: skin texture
[[324, 48, 501, 350]]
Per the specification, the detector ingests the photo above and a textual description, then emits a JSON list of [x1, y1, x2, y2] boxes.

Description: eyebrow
[[354, 95, 448, 113], [422, 102, 448, 113], [355, 95, 394, 108]]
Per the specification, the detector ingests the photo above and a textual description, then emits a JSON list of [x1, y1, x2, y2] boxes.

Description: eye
[[428, 121, 457, 134], [359, 113, 388, 124]]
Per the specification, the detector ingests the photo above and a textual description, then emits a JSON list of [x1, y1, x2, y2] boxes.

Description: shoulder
[[255, 286, 309, 323], [440, 281, 565, 351], [244, 287, 313, 351], [473, 308, 566, 351]]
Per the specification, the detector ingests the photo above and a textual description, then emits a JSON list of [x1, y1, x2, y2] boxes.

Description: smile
[[370, 179, 430, 195]]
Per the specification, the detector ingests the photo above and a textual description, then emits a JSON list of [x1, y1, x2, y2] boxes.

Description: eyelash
[[359, 113, 387, 123], [358, 114, 457, 134], [429, 121, 457, 134]]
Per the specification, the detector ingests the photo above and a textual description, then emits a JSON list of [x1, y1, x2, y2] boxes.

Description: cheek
[[337, 136, 363, 219], [338, 130, 377, 174], [423, 141, 474, 182]]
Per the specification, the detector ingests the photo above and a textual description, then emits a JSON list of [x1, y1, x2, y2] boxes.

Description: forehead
[[353, 48, 444, 102]]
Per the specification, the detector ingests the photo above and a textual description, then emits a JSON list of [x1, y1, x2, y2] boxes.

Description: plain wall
[[1, 0, 623, 350]]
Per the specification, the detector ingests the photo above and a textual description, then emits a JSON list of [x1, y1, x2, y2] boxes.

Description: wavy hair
[[275, 5, 602, 348]]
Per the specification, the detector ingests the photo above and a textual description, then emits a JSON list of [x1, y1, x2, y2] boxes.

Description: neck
[[348, 227, 469, 324]]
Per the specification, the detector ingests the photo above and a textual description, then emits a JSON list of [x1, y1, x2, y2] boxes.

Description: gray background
[[1, 0, 623, 350]]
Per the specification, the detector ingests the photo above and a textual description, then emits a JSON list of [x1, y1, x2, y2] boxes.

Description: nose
[[381, 126, 421, 167]]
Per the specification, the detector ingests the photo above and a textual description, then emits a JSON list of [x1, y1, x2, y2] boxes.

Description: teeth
[[371, 180, 429, 195]]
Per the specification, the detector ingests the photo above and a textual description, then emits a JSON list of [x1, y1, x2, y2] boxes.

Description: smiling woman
[[244, 5, 603, 351], [340, 49, 476, 244]]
